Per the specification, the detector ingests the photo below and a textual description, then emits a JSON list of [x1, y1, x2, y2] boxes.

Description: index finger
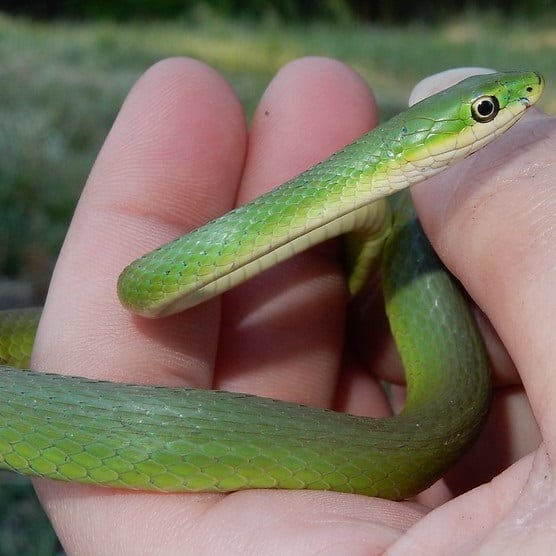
[[32, 57, 246, 388]]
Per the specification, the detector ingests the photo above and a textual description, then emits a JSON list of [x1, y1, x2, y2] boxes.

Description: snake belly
[[0, 71, 544, 500]]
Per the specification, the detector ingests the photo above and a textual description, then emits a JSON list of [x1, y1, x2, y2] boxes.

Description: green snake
[[0, 71, 544, 500]]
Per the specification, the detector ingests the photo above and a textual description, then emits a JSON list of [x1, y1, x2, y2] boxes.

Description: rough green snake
[[0, 71, 544, 500]]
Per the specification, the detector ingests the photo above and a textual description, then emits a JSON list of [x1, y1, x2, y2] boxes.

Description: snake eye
[[471, 95, 500, 123]]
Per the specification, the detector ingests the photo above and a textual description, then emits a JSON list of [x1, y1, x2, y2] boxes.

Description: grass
[[0, 11, 555, 554], [0, 474, 61, 556]]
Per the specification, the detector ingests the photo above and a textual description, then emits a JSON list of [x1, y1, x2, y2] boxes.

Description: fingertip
[[244, 56, 378, 199], [90, 56, 247, 232], [408, 67, 496, 106]]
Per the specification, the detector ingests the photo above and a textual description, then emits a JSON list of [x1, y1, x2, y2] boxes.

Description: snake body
[[0, 71, 544, 499]]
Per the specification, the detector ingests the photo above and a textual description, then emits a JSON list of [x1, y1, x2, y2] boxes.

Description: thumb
[[410, 69, 556, 444], [408, 67, 496, 106]]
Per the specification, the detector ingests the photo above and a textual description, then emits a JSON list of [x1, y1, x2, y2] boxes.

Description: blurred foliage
[[2, 0, 556, 23], [1, 12, 556, 302], [0, 473, 62, 556]]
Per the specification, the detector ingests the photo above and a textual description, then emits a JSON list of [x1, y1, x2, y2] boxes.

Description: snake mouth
[[520, 97, 532, 107]]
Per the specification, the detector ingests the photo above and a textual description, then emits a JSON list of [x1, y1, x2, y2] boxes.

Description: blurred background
[[0, 1, 555, 554]]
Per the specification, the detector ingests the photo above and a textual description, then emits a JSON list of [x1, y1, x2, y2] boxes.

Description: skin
[[29, 57, 555, 554]]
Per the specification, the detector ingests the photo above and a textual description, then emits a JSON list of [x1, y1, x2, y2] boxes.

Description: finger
[[409, 67, 518, 384], [214, 57, 381, 409], [408, 67, 495, 106], [33, 57, 246, 387], [31, 57, 247, 554], [410, 71, 555, 443]]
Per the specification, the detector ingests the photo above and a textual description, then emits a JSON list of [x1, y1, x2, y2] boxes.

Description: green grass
[[0, 474, 62, 556], [0, 11, 555, 554]]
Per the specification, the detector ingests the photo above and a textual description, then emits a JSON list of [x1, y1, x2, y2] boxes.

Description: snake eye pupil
[[471, 95, 500, 123]]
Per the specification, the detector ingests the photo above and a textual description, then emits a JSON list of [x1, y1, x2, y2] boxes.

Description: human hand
[[30, 58, 554, 554], [391, 67, 556, 554]]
